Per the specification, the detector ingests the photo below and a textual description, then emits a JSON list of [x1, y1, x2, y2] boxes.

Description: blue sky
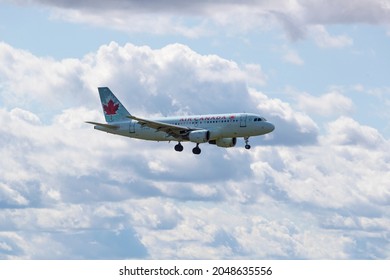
[[1, 0, 390, 259]]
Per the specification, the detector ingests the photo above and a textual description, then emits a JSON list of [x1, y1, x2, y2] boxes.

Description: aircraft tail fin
[[98, 87, 131, 123]]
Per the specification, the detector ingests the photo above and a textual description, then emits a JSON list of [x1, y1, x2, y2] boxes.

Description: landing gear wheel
[[244, 137, 251, 150], [192, 144, 201, 155], [174, 142, 183, 152]]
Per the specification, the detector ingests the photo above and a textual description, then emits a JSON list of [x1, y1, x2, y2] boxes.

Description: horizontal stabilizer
[[85, 121, 119, 129]]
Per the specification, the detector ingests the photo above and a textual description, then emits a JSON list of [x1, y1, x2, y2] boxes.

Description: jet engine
[[209, 137, 237, 148], [188, 130, 210, 143]]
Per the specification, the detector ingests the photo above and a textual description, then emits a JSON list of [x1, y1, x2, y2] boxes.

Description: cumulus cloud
[[249, 117, 390, 211], [0, 42, 91, 116], [295, 91, 354, 117], [0, 41, 254, 116], [1, 41, 390, 259], [249, 88, 319, 145], [323, 116, 385, 147]]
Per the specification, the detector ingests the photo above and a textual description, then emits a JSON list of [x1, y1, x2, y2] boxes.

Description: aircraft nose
[[265, 122, 275, 133]]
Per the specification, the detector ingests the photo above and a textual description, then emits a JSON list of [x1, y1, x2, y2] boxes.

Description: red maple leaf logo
[[103, 99, 119, 115]]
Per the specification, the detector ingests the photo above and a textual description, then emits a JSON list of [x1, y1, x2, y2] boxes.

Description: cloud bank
[[9, 0, 390, 44], [1, 41, 389, 259]]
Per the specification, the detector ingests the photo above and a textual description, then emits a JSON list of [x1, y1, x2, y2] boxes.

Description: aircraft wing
[[127, 115, 191, 138]]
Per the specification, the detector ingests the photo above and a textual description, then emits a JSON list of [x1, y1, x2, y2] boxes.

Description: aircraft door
[[240, 114, 247, 127], [129, 121, 135, 133]]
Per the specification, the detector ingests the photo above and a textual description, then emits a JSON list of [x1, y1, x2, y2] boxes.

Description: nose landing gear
[[244, 137, 251, 150]]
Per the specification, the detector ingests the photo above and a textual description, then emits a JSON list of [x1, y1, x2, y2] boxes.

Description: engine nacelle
[[188, 130, 210, 143], [209, 137, 237, 148]]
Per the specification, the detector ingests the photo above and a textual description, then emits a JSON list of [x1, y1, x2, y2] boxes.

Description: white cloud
[[0, 41, 265, 117], [243, 64, 268, 86], [323, 116, 385, 147], [309, 25, 353, 48], [10, 108, 41, 125], [1, 41, 390, 259], [0, 183, 29, 207], [282, 48, 305, 65], [295, 230, 353, 259], [248, 118, 390, 210], [0, 42, 90, 116], [249, 88, 319, 145], [296, 91, 354, 117]]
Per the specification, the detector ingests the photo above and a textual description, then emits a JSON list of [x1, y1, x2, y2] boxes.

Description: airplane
[[86, 87, 275, 154]]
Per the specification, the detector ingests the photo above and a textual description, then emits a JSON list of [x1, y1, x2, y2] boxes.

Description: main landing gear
[[244, 137, 251, 150], [174, 142, 202, 154], [192, 144, 201, 155], [174, 142, 183, 152]]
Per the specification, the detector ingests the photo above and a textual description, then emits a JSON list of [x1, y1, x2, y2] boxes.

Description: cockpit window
[[254, 117, 266, 122]]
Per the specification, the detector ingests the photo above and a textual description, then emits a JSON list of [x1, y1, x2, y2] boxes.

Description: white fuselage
[[93, 112, 275, 142]]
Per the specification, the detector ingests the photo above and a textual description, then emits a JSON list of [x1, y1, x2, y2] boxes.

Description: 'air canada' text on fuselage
[[180, 115, 235, 121]]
